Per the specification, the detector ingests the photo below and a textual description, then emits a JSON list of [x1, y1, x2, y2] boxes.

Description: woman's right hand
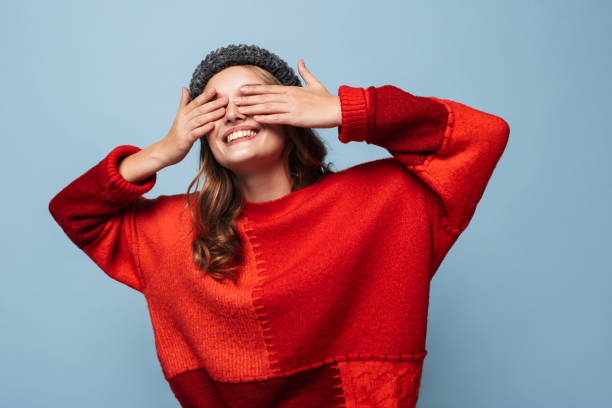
[[159, 87, 228, 166]]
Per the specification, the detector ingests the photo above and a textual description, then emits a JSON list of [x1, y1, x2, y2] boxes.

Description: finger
[[298, 59, 323, 88], [192, 106, 226, 127], [179, 87, 189, 109], [232, 93, 286, 106], [187, 95, 228, 120], [191, 122, 215, 142], [239, 84, 288, 95], [252, 113, 292, 124], [185, 87, 217, 114], [237, 102, 290, 115]]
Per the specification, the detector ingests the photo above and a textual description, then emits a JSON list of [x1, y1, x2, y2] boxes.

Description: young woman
[[49, 44, 510, 408]]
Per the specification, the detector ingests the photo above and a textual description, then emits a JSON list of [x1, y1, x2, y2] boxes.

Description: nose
[[224, 99, 247, 123]]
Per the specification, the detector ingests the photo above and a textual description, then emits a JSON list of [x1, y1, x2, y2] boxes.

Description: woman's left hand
[[233, 59, 342, 129]]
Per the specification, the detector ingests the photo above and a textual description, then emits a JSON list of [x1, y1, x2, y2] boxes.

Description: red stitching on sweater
[[192, 350, 428, 383], [243, 217, 282, 375], [331, 364, 348, 408]]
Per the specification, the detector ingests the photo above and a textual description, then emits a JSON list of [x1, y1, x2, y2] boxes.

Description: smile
[[225, 129, 259, 145]]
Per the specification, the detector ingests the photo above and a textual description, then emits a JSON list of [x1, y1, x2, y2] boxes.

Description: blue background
[[1, 0, 610, 406]]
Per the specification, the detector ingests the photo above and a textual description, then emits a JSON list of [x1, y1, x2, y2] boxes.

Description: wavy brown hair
[[183, 65, 336, 283]]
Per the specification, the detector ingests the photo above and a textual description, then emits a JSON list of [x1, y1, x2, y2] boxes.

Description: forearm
[[118, 140, 168, 184]]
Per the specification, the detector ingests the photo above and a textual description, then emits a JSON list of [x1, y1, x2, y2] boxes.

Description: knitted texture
[[188, 44, 302, 102], [49, 84, 509, 407]]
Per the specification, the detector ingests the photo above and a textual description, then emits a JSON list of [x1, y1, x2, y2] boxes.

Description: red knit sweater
[[49, 84, 509, 408]]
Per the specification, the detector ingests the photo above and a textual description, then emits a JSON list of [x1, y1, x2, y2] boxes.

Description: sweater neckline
[[240, 172, 333, 221]]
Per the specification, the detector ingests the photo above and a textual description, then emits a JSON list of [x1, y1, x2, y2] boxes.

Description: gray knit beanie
[[188, 44, 302, 102]]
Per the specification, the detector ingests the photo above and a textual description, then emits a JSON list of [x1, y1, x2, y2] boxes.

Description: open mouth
[[224, 129, 260, 145]]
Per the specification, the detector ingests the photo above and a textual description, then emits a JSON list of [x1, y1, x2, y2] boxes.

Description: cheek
[[204, 135, 219, 155], [264, 132, 285, 152], [277, 132, 290, 150], [268, 126, 286, 142]]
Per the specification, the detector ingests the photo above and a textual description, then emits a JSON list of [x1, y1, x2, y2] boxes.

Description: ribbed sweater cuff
[[337, 85, 368, 143], [104, 145, 156, 202]]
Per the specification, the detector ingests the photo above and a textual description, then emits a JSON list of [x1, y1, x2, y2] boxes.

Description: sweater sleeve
[[337, 85, 509, 278], [48, 145, 157, 292]]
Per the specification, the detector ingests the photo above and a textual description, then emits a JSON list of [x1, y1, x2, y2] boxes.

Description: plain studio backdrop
[[1, 1, 610, 407]]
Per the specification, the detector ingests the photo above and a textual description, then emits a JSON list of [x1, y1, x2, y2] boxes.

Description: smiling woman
[[48, 43, 509, 407], [201, 66, 297, 197], [187, 62, 336, 284]]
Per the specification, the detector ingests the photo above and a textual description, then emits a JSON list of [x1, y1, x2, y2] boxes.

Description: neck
[[237, 160, 293, 204]]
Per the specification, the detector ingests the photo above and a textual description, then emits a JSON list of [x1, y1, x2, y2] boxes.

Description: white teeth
[[226, 130, 257, 143]]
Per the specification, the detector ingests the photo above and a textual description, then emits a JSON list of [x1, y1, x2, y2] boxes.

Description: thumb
[[297, 59, 323, 88], [179, 87, 189, 109]]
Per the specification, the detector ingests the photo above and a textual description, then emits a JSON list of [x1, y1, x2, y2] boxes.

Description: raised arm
[[337, 84, 510, 278], [48, 85, 230, 291], [48, 145, 158, 292]]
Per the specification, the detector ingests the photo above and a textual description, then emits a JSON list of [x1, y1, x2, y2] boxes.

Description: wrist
[[149, 139, 172, 169]]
